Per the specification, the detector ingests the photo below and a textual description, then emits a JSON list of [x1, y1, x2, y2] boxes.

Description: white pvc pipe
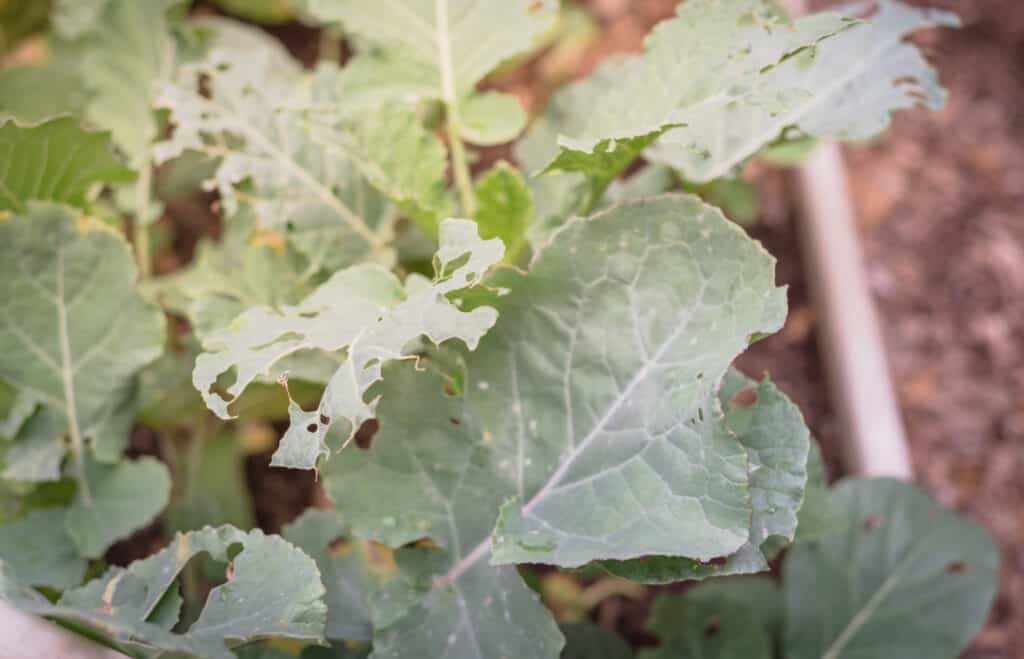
[[0, 601, 128, 659]]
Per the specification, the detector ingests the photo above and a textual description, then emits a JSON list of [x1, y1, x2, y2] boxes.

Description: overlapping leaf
[[302, 0, 556, 145], [322, 195, 788, 657], [194, 219, 503, 470], [2, 525, 327, 659], [649, 0, 960, 182], [534, 0, 852, 210], [784, 478, 999, 659], [0, 117, 133, 212]]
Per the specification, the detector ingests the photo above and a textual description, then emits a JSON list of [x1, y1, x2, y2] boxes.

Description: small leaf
[[474, 161, 533, 263], [784, 478, 999, 659], [0, 507, 87, 590], [0, 117, 133, 212], [460, 91, 528, 146], [65, 456, 171, 558]]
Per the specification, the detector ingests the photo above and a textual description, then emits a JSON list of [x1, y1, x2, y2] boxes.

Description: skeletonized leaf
[[0, 508, 87, 590], [783, 478, 999, 659], [323, 195, 788, 657], [641, 578, 780, 659], [156, 19, 392, 266], [650, 0, 960, 182], [194, 219, 503, 470], [595, 370, 810, 583], [539, 0, 852, 207], [0, 117, 133, 212]]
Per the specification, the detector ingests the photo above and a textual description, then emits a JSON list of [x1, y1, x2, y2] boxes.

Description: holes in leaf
[[320, 414, 331, 425], [730, 386, 758, 409], [706, 556, 728, 567], [947, 560, 966, 574], [704, 615, 721, 638], [306, 423, 318, 433], [355, 418, 378, 450], [862, 514, 882, 532]]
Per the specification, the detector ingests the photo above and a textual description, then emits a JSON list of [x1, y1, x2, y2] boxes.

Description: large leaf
[[649, 0, 960, 182], [194, 219, 503, 470], [156, 19, 393, 266], [538, 0, 852, 208], [302, 0, 556, 144], [3, 525, 326, 658], [0, 117, 133, 212], [783, 478, 999, 659], [641, 578, 780, 659], [323, 195, 787, 657], [595, 370, 811, 583]]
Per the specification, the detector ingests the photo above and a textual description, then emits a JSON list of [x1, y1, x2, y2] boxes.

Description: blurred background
[[1, 0, 1020, 656]]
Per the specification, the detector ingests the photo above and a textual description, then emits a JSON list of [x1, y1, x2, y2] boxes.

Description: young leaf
[[323, 195, 787, 656], [594, 370, 811, 583], [649, 0, 960, 182], [0, 507, 87, 590], [0, 204, 165, 500], [641, 578, 780, 659], [783, 478, 999, 659], [538, 0, 852, 208], [474, 161, 533, 264], [0, 117, 133, 212], [193, 219, 503, 470], [156, 20, 392, 264]]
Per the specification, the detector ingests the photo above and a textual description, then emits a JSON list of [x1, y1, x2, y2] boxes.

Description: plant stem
[[134, 160, 153, 278], [434, 0, 477, 217]]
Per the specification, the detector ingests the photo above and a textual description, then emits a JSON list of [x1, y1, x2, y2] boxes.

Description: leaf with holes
[[321, 195, 787, 657], [648, 0, 960, 182], [193, 218, 503, 471]]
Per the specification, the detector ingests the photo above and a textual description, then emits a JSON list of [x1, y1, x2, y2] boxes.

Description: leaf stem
[[435, 0, 477, 216], [134, 160, 153, 279], [56, 249, 91, 504]]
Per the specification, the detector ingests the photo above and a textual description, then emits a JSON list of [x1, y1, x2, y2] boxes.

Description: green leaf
[[641, 578, 780, 659], [474, 161, 532, 263], [156, 20, 393, 265], [0, 117, 133, 212], [210, 0, 295, 24], [323, 195, 786, 656], [4, 525, 326, 658], [561, 622, 632, 659], [283, 509, 379, 642], [460, 91, 529, 147], [57, 0, 182, 166], [540, 0, 852, 203], [301, 0, 557, 100], [193, 219, 503, 471], [783, 478, 999, 659], [2, 406, 65, 482], [0, 507, 87, 590], [650, 1, 959, 182], [595, 370, 811, 583], [0, 204, 165, 505], [0, 383, 38, 440], [791, 438, 835, 543], [66, 456, 171, 558], [0, 63, 88, 123]]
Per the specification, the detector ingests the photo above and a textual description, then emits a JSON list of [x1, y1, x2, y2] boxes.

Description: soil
[[119, 1, 1022, 656]]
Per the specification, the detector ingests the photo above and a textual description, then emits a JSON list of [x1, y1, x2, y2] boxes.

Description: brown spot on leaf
[[704, 615, 721, 637], [730, 386, 759, 408], [863, 514, 882, 532], [947, 560, 966, 573]]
